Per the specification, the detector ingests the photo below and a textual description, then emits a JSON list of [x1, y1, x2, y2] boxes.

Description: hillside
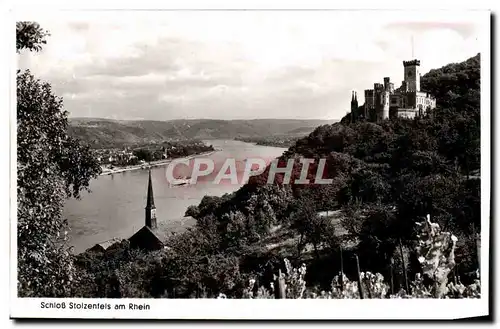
[[73, 54, 482, 299], [68, 118, 336, 148], [421, 53, 480, 110]]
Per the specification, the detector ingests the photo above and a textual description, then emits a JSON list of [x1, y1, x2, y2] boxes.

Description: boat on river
[[170, 176, 192, 187]]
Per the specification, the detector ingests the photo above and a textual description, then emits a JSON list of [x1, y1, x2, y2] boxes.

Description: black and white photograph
[[8, 5, 491, 320]]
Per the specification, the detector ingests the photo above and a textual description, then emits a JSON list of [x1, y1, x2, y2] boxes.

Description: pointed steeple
[[146, 169, 155, 208], [351, 90, 358, 123], [145, 169, 157, 229]]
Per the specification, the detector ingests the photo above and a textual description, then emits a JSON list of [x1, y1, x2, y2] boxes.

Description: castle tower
[[350, 91, 358, 122], [145, 169, 157, 229], [403, 59, 420, 92], [384, 77, 390, 90], [381, 90, 390, 120], [364, 89, 374, 119]]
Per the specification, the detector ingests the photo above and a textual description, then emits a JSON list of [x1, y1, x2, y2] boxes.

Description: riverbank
[[99, 150, 218, 176], [234, 136, 301, 148]]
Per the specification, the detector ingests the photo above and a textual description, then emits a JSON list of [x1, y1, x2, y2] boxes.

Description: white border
[[478, 6, 491, 319], [8, 298, 490, 319], [5, 2, 492, 321]]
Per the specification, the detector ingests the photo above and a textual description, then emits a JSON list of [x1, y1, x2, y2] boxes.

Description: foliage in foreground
[[72, 215, 481, 299], [17, 22, 101, 297], [236, 216, 481, 299]]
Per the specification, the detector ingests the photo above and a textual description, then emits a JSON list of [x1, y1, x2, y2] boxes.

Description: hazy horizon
[[69, 116, 338, 122], [18, 11, 483, 121]]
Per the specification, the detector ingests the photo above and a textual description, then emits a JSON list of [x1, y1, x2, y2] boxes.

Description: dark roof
[[86, 238, 122, 253], [128, 226, 164, 251], [86, 244, 106, 253]]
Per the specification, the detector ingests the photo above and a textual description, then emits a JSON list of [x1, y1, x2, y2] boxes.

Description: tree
[[289, 194, 337, 259], [16, 21, 50, 53], [133, 148, 153, 162], [17, 22, 101, 297]]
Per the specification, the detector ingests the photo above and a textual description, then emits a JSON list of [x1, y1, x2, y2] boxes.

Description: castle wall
[[397, 108, 418, 119], [416, 91, 437, 110], [400, 81, 408, 92], [364, 89, 375, 118], [389, 106, 399, 119], [353, 59, 435, 123], [404, 91, 417, 108], [390, 94, 402, 107]]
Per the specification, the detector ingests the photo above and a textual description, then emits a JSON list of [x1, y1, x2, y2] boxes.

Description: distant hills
[[68, 118, 337, 148]]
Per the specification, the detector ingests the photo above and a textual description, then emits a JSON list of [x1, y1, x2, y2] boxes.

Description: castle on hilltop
[[350, 59, 436, 122]]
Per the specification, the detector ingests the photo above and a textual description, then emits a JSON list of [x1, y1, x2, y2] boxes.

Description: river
[[63, 140, 288, 254]]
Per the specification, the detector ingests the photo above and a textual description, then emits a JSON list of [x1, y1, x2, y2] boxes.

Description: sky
[[17, 11, 484, 121]]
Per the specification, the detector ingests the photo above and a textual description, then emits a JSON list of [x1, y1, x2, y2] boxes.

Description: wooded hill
[[68, 118, 336, 148]]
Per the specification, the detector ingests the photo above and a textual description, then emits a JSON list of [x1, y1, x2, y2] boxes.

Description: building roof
[[128, 225, 164, 251], [138, 216, 196, 239], [86, 237, 122, 253]]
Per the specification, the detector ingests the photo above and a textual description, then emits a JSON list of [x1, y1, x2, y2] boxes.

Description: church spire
[[146, 169, 155, 208], [145, 169, 157, 229], [351, 90, 358, 123]]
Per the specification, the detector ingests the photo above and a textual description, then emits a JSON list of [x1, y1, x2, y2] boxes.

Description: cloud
[[17, 11, 484, 120], [67, 21, 90, 32], [383, 21, 478, 39]]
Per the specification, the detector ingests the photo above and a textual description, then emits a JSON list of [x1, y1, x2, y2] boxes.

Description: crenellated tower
[[403, 59, 421, 92]]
